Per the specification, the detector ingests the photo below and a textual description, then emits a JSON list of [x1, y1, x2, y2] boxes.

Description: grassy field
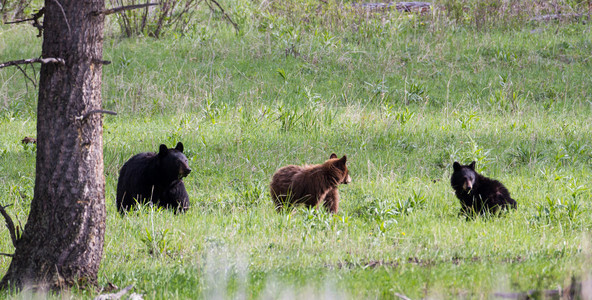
[[1, 1, 592, 298]]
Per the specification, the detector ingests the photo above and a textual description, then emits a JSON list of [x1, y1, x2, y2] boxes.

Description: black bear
[[116, 142, 191, 214], [450, 161, 517, 216], [270, 153, 351, 213]]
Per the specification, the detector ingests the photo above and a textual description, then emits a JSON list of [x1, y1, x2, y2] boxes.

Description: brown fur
[[270, 154, 351, 213]]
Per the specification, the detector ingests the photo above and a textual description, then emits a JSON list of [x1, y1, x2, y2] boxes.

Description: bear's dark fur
[[270, 153, 351, 213], [116, 142, 191, 214], [450, 161, 517, 216]]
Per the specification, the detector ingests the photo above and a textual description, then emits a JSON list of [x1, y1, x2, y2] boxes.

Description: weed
[[395, 190, 426, 215], [456, 112, 479, 129], [511, 143, 545, 166], [404, 81, 429, 104], [395, 107, 415, 127]]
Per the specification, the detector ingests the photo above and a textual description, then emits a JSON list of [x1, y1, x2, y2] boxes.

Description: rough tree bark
[[0, 0, 107, 290]]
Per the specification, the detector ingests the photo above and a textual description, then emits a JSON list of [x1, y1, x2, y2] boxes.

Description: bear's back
[[271, 163, 328, 208], [475, 176, 516, 209], [270, 165, 304, 194], [116, 152, 159, 212]]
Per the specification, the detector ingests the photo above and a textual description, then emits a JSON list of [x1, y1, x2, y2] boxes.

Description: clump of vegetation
[[1, 0, 591, 298]]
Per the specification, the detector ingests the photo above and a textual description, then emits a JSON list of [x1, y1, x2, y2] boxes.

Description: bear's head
[[158, 142, 192, 183], [451, 161, 476, 192], [328, 153, 351, 185]]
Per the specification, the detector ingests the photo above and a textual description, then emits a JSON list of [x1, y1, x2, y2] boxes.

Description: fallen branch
[[353, 2, 432, 13], [494, 289, 561, 299], [91, 3, 160, 17], [529, 13, 587, 22], [394, 292, 412, 300], [206, 0, 239, 33], [0, 205, 19, 247], [94, 284, 134, 300], [0, 57, 65, 69]]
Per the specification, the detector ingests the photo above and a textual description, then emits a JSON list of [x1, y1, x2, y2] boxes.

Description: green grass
[[1, 1, 592, 298]]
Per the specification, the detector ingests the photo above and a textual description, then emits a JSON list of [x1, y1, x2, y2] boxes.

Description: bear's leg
[[323, 188, 340, 213], [160, 181, 190, 213], [273, 195, 285, 212], [498, 193, 517, 210], [508, 197, 517, 209]]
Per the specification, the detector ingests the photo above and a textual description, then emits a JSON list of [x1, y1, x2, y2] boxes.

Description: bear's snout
[[180, 166, 191, 178], [343, 174, 352, 184], [463, 179, 473, 191]]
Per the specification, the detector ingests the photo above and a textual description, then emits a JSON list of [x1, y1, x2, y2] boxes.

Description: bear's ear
[[330, 153, 337, 159], [333, 155, 347, 170], [453, 161, 461, 172], [469, 161, 476, 170], [158, 144, 168, 156], [175, 142, 184, 153]]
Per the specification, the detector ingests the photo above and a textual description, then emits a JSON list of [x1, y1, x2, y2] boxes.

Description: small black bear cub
[[450, 161, 517, 216], [116, 142, 191, 214]]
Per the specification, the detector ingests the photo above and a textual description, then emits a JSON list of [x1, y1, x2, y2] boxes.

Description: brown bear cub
[[450, 161, 517, 216], [270, 153, 351, 213]]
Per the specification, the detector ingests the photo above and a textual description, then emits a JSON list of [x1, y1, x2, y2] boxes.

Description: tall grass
[[0, 0, 592, 298]]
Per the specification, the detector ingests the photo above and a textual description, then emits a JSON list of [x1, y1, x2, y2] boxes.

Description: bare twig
[[206, 0, 239, 33], [0, 253, 14, 257], [0, 204, 19, 247], [5, 7, 45, 37], [94, 284, 134, 300], [31, 61, 37, 77], [91, 3, 160, 17], [168, 0, 202, 30], [15, 64, 37, 90], [52, 0, 71, 34], [394, 293, 412, 300], [75, 109, 117, 121], [0, 57, 65, 69], [5, 7, 44, 24], [5, 15, 35, 24]]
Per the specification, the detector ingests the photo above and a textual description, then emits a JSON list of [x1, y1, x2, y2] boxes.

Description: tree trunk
[[1, 0, 106, 290]]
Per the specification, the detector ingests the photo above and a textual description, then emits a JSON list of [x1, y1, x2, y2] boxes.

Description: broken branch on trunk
[[75, 109, 117, 121], [0, 57, 65, 69], [91, 3, 160, 17], [206, 0, 239, 33], [5, 7, 44, 24], [5, 8, 45, 37], [0, 205, 19, 248], [92, 59, 112, 65]]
